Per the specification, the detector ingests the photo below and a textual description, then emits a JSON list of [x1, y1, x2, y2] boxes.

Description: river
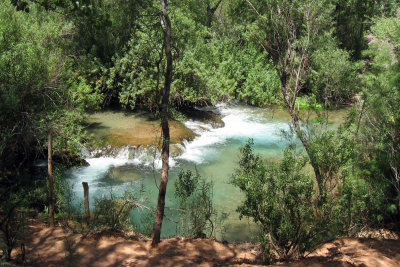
[[66, 103, 349, 242]]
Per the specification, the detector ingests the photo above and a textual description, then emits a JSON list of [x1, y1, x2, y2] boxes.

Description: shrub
[[92, 190, 136, 232], [231, 140, 316, 261], [174, 169, 215, 238]]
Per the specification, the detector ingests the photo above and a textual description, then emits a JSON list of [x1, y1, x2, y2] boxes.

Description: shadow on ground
[[18, 225, 400, 267]]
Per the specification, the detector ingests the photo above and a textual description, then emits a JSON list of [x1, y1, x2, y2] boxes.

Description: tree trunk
[[82, 182, 90, 225], [281, 80, 324, 199], [395, 181, 400, 214], [206, 0, 223, 27], [397, 7, 400, 20], [152, 0, 173, 247], [48, 132, 55, 227], [289, 105, 323, 197]]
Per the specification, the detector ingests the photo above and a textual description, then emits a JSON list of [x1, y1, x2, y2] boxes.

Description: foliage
[[0, 2, 70, 169], [201, 41, 281, 106], [0, 196, 27, 261], [294, 96, 323, 110], [92, 190, 137, 232], [334, 0, 400, 59], [333, 167, 391, 231], [309, 36, 362, 105], [231, 133, 384, 260], [69, 76, 103, 111], [305, 126, 384, 234], [360, 14, 400, 214], [175, 170, 199, 200], [2, 0, 400, 256], [23, 165, 74, 214], [0, 1, 92, 189], [101, 2, 281, 112], [101, 13, 164, 111], [0, 4, 86, 240], [308, 127, 355, 197], [174, 169, 215, 238], [231, 140, 316, 260]]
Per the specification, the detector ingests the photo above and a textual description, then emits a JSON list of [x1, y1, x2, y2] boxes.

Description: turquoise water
[[67, 104, 348, 242]]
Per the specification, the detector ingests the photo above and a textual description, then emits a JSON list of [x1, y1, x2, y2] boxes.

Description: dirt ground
[[11, 224, 400, 267]]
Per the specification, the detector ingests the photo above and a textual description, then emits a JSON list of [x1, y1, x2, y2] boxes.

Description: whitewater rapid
[[179, 103, 289, 163]]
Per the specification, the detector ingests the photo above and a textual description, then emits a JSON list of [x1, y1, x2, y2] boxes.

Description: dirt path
[[15, 224, 400, 266]]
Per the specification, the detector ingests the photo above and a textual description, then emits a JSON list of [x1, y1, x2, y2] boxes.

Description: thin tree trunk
[[152, 0, 173, 247], [206, 0, 223, 27], [82, 182, 90, 225], [290, 107, 323, 196], [281, 80, 324, 198], [397, 7, 400, 20], [48, 132, 55, 227]]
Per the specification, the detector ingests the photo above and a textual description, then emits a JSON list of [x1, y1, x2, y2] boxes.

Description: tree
[[361, 14, 400, 212], [334, 0, 400, 59], [151, 0, 173, 247], [0, 2, 69, 179], [244, 0, 335, 198], [309, 39, 361, 105], [1, 2, 91, 229], [48, 131, 55, 227], [206, 0, 223, 27]]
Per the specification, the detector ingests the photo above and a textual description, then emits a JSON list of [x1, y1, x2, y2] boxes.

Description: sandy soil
[[12, 224, 400, 267]]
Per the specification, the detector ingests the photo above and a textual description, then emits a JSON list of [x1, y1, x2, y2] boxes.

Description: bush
[[309, 37, 361, 106], [23, 165, 76, 224], [231, 140, 317, 260], [92, 190, 137, 232], [231, 132, 388, 261], [174, 169, 215, 238]]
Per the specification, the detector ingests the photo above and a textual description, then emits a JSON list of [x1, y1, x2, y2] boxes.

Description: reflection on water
[[68, 104, 349, 242]]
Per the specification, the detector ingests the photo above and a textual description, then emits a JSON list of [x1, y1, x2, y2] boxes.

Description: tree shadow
[[22, 225, 400, 267], [23, 225, 261, 267]]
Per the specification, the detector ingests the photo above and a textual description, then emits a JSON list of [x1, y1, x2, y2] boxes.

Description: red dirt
[[11, 224, 400, 267]]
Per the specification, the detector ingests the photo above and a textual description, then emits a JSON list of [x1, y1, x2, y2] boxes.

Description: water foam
[[68, 157, 127, 187], [69, 145, 179, 190], [178, 104, 289, 164]]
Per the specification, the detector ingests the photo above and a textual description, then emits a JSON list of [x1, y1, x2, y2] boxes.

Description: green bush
[[309, 36, 362, 106], [231, 140, 317, 260], [174, 169, 215, 238], [92, 190, 136, 232], [0, 2, 70, 168], [22, 165, 76, 221]]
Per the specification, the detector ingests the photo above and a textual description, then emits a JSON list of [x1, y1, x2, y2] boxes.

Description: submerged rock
[[54, 147, 89, 167], [180, 106, 225, 129], [108, 165, 143, 182], [170, 143, 185, 157], [78, 143, 91, 159]]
